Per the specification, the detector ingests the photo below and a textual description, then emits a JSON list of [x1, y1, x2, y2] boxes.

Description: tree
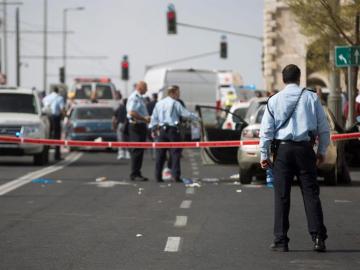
[[286, 0, 360, 124]]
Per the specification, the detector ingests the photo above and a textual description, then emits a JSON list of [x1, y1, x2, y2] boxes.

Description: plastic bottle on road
[[266, 168, 274, 188]]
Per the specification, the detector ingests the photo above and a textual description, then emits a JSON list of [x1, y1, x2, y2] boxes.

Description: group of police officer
[[126, 81, 199, 182]]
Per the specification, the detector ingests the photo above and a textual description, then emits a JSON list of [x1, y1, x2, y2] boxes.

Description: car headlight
[[21, 124, 42, 136]]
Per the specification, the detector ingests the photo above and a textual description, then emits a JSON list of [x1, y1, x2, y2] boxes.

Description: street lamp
[[62, 6, 85, 84]]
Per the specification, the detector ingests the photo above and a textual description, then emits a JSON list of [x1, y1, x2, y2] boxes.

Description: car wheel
[[33, 146, 49, 166], [323, 166, 337, 186], [239, 168, 252, 184]]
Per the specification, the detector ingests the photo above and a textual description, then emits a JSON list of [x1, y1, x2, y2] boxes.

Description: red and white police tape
[[0, 132, 359, 149]]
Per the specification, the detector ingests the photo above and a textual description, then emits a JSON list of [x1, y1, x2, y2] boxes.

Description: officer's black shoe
[[269, 242, 289, 252], [157, 179, 164, 182], [313, 237, 326, 252], [173, 178, 182, 183], [130, 175, 149, 182]]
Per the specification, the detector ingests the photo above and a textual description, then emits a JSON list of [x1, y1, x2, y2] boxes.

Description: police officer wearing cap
[[149, 85, 199, 182], [259, 64, 330, 252], [126, 81, 151, 181]]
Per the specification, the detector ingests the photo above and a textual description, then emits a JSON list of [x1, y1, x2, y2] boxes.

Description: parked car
[[344, 115, 360, 166], [64, 104, 117, 150], [195, 105, 247, 164], [68, 77, 119, 109], [237, 99, 350, 186], [222, 101, 250, 130], [0, 86, 50, 165]]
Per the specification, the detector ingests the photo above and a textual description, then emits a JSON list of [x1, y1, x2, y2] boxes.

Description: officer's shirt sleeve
[[127, 96, 140, 113], [315, 98, 330, 156], [259, 102, 275, 161], [175, 101, 199, 121], [149, 104, 159, 129]]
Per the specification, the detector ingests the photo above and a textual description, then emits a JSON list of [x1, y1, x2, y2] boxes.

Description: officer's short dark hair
[[282, 64, 301, 84], [53, 86, 59, 93], [167, 85, 179, 96]]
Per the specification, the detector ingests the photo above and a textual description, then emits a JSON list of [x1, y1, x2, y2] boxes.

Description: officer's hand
[[144, 116, 151, 124], [260, 159, 271, 170], [316, 154, 325, 166]]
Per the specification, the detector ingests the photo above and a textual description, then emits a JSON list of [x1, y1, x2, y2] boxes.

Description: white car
[[0, 87, 50, 165], [222, 101, 250, 130]]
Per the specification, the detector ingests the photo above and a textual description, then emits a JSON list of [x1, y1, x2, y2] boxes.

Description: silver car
[[237, 98, 350, 185]]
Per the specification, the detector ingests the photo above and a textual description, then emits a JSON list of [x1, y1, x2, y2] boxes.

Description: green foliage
[[286, 0, 360, 71]]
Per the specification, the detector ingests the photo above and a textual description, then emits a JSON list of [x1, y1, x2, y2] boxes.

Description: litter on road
[[32, 178, 55, 184]]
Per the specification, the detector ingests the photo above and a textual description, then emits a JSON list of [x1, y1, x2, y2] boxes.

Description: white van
[[144, 68, 219, 111]]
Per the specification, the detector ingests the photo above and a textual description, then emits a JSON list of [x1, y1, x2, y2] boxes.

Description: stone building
[[263, 0, 331, 91]]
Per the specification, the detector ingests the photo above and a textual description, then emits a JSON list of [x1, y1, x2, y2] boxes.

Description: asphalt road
[[0, 148, 360, 270]]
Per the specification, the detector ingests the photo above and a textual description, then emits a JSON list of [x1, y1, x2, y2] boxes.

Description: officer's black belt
[[279, 140, 310, 145], [159, 124, 178, 131]]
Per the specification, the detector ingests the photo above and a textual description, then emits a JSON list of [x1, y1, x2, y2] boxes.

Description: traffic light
[[59, 66, 65, 83], [121, 56, 129, 81], [167, 4, 177, 34], [220, 35, 227, 59]]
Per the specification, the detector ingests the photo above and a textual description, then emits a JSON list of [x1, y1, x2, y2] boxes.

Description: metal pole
[[15, 7, 20, 86], [0, 37, 2, 73], [63, 8, 67, 83], [3, 0, 7, 79], [347, 66, 355, 128], [43, 0, 47, 92], [124, 81, 128, 97], [327, 0, 342, 126]]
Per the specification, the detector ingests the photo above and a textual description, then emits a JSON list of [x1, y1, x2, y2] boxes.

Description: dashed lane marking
[[0, 152, 83, 196], [180, 200, 192, 209], [164, 237, 182, 252], [174, 216, 188, 227]]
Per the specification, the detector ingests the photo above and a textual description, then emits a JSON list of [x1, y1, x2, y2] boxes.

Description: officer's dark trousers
[[50, 115, 62, 160], [155, 127, 181, 181], [273, 142, 327, 244], [129, 123, 147, 177]]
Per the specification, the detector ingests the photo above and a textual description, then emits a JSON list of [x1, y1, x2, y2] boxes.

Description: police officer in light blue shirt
[[259, 64, 330, 252], [42, 87, 65, 160], [149, 85, 199, 182], [126, 81, 151, 181]]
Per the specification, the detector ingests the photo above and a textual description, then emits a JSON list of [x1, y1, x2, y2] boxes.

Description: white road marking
[[192, 171, 199, 176], [186, 187, 195, 194], [0, 152, 83, 196], [334, 200, 352, 203], [180, 200, 192, 209], [174, 216, 188, 227], [164, 237, 182, 252]]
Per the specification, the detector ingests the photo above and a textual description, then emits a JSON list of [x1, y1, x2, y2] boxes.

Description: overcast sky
[[4, 0, 264, 95]]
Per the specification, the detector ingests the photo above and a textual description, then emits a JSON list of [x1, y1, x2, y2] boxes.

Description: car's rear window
[[74, 107, 113, 120], [0, 93, 37, 114], [75, 84, 92, 99], [95, 84, 113, 100]]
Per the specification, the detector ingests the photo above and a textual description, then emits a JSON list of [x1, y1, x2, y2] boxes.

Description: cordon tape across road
[[0, 132, 359, 149]]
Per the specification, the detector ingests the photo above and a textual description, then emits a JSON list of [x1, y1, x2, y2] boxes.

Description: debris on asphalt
[[56, 180, 63, 184], [230, 173, 240, 179], [236, 189, 242, 193], [186, 182, 201, 188], [136, 234, 143, 237], [182, 178, 193, 185], [138, 188, 144, 195], [95, 177, 107, 182], [32, 178, 55, 184]]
